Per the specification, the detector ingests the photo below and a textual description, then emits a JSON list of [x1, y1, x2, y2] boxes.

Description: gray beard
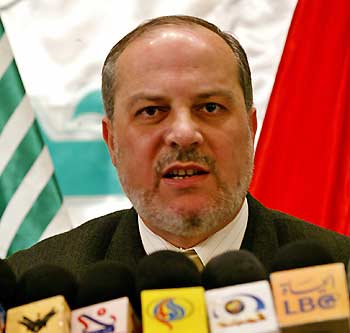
[[115, 136, 254, 238], [129, 175, 250, 238]]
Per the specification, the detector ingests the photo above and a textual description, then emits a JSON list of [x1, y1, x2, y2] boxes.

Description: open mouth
[[163, 168, 209, 179]]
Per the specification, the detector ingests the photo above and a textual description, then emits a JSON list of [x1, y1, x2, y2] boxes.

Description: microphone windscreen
[[0, 259, 16, 309], [75, 260, 136, 309], [201, 250, 268, 290], [135, 250, 201, 293], [16, 264, 78, 308], [270, 240, 334, 273]]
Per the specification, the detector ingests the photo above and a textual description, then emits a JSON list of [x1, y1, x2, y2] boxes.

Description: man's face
[[103, 25, 257, 244]]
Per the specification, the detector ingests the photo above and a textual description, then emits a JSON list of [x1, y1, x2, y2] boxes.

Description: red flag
[[250, 0, 350, 234]]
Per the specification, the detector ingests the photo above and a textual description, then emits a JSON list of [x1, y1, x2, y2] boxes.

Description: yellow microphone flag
[[141, 286, 208, 333]]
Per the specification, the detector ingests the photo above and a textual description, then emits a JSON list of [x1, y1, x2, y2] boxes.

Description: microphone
[[71, 260, 140, 333], [136, 250, 208, 333], [202, 250, 279, 333], [6, 264, 77, 333], [269, 240, 350, 333], [202, 249, 267, 289], [270, 239, 334, 272], [0, 259, 16, 333]]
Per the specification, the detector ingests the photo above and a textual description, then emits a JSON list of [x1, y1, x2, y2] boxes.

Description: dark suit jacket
[[7, 194, 350, 278]]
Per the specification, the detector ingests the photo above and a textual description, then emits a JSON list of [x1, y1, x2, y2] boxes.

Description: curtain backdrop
[[251, 0, 350, 235]]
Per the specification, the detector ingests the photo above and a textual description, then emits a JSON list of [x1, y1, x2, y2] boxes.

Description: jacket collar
[[105, 194, 279, 271]]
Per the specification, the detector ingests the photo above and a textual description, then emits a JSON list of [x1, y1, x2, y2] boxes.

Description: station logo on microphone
[[142, 286, 208, 333], [270, 262, 350, 330], [5, 295, 71, 333], [205, 280, 279, 333], [71, 297, 140, 333]]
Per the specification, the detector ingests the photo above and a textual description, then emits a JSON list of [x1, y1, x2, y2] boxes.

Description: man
[[7, 15, 350, 277]]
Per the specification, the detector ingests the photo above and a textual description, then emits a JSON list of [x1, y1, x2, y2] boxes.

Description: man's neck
[[139, 198, 249, 266], [141, 202, 245, 249]]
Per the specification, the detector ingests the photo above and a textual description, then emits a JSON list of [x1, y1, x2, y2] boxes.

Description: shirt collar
[[138, 197, 248, 266]]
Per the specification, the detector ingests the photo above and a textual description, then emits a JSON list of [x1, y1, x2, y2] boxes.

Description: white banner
[[0, 0, 297, 227]]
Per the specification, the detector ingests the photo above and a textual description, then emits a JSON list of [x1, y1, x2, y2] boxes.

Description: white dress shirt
[[138, 198, 248, 266]]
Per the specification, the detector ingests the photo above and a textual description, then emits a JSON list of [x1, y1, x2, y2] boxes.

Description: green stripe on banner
[[0, 20, 4, 38], [0, 60, 25, 132], [0, 17, 68, 257], [7, 175, 62, 256], [0, 122, 43, 217]]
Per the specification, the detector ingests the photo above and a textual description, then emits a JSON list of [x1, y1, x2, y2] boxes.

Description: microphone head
[[0, 259, 17, 309], [135, 250, 201, 293], [16, 264, 78, 308], [270, 240, 334, 273], [201, 250, 268, 290], [75, 260, 136, 309], [134, 250, 201, 318]]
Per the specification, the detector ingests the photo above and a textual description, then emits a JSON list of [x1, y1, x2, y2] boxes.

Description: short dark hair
[[101, 15, 253, 119]]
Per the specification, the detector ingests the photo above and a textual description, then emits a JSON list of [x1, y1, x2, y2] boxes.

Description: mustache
[[155, 146, 215, 176]]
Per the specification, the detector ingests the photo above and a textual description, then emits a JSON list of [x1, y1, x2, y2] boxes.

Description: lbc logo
[[284, 294, 337, 314]]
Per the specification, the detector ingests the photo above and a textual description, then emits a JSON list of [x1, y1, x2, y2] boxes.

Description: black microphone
[[0, 259, 16, 333], [136, 250, 208, 333], [270, 239, 334, 272], [202, 249, 267, 289], [136, 250, 201, 293], [269, 240, 350, 333], [72, 260, 140, 333], [15, 264, 78, 307], [75, 260, 136, 308], [6, 264, 77, 333], [202, 250, 279, 333]]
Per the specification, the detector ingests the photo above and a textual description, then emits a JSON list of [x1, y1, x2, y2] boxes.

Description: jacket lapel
[[241, 194, 280, 271], [104, 207, 147, 271]]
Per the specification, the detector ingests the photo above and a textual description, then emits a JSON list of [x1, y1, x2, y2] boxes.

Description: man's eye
[[137, 106, 161, 117], [203, 103, 220, 113]]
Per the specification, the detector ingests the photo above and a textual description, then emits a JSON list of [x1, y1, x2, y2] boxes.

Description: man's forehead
[[112, 23, 241, 102], [117, 24, 233, 62], [133, 24, 215, 43]]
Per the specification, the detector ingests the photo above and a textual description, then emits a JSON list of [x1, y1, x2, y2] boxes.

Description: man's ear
[[102, 116, 118, 167], [248, 107, 258, 142]]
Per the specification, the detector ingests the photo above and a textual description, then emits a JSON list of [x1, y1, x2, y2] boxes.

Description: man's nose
[[164, 111, 204, 148]]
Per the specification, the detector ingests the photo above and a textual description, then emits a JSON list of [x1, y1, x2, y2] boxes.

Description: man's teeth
[[168, 169, 198, 178]]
